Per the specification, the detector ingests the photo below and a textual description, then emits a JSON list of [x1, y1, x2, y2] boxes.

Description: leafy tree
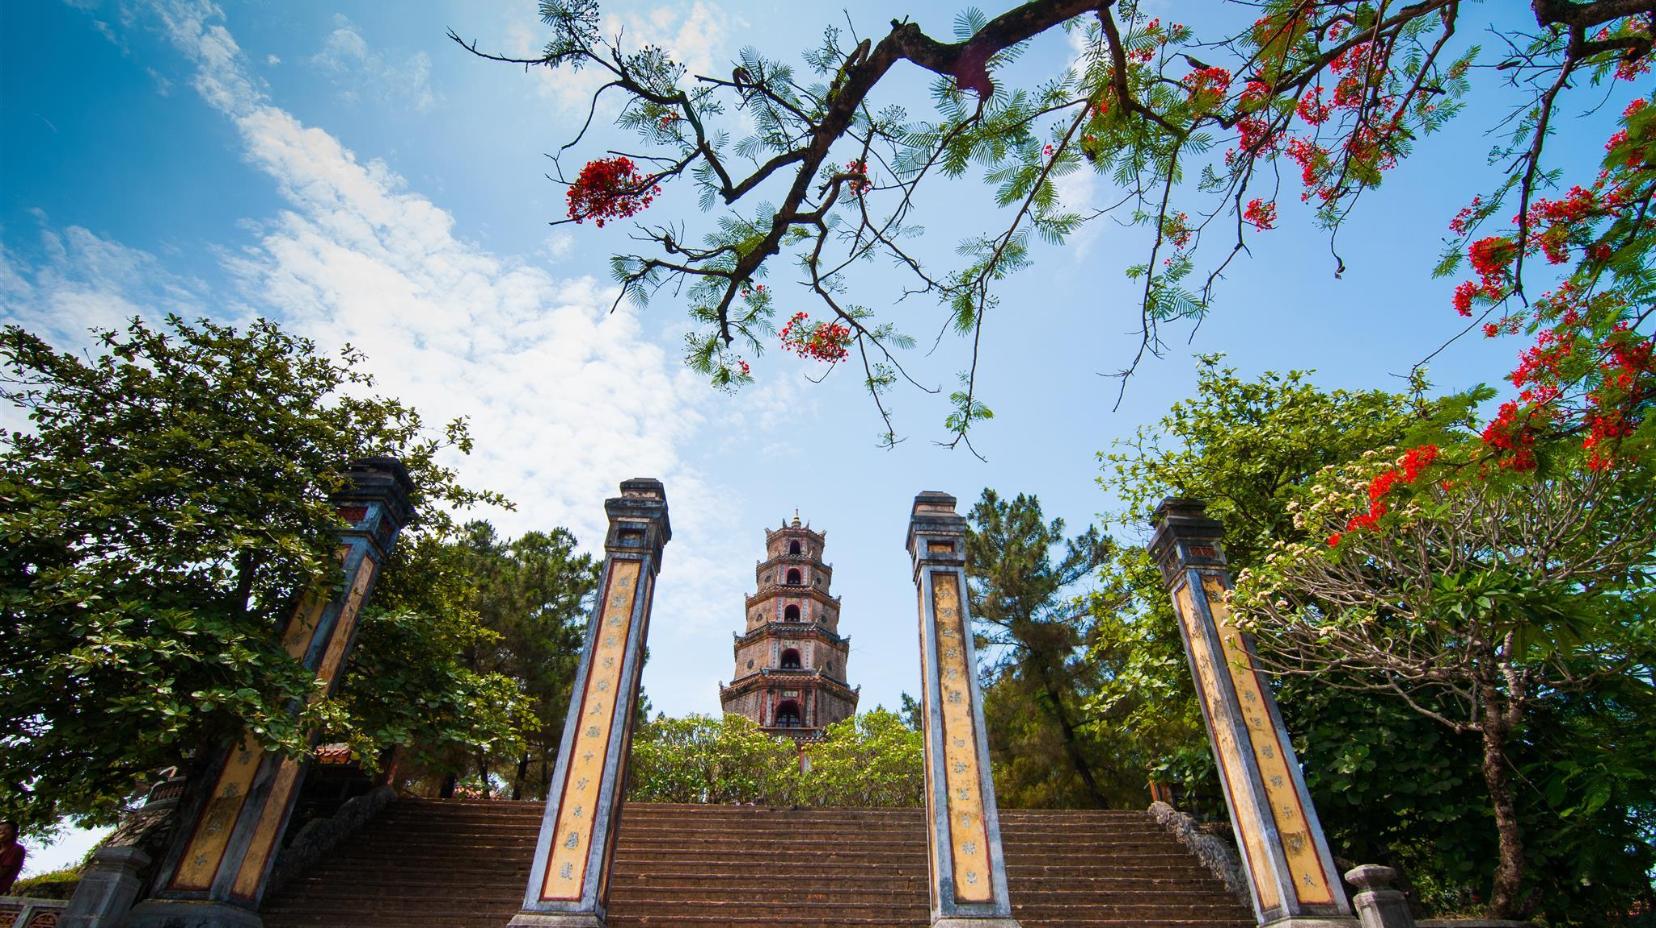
[[798, 710, 926, 807], [0, 316, 503, 829], [964, 489, 1117, 806], [1094, 358, 1527, 910], [338, 521, 598, 800], [458, 1, 1651, 450], [1234, 438, 1656, 920], [626, 710, 923, 806]]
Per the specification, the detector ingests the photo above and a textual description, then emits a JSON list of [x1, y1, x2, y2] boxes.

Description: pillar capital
[[907, 491, 968, 577], [334, 456, 416, 561], [603, 477, 670, 568], [1148, 497, 1228, 587]]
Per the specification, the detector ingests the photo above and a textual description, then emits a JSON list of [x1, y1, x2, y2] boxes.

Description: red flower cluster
[[1481, 401, 1544, 472], [1328, 445, 1440, 545], [779, 311, 851, 363], [1183, 66, 1232, 97], [1243, 198, 1277, 230], [1598, 20, 1652, 81], [845, 160, 871, 197], [1296, 87, 1332, 125], [566, 157, 660, 228], [1165, 210, 1192, 249], [1448, 196, 1483, 235], [736, 359, 751, 376]]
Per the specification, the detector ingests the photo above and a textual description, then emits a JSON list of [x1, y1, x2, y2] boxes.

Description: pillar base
[[124, 900, 263, 928], [1263, 918, 1360, 928], [933, 919, 1024, 928], [506, 913, 605, 928]]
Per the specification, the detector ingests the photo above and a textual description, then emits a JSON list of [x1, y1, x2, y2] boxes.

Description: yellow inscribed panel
[[1177, 584, 1280, 912], [1203, 577, 1334, 904], [539, 559, 640, 900], [315, 563, 375, 687], [230, 755, 303, 898], [931, 573, 993, 904], [170, 732, 264, 890]]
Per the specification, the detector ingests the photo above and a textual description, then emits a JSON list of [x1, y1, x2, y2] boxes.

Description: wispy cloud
[[7, 0, 765, 713], [310, 14, 438, 113], [501, 1, 735, 115]]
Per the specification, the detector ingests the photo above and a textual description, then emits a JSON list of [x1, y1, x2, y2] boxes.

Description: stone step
[[259, 802, 1253, 928]]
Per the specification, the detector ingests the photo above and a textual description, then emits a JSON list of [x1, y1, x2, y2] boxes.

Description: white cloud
[[542, 230, 574, 262], [137, 0, 753, 635], [4, 1, 768, 716], [0, 213, 208, 345], [266, 53, 280, 66], [309, 14, 438, 112]]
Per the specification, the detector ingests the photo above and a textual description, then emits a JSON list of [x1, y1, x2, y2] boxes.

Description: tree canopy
[[1096, 356, 1655, 922], [0, 316, 504, 828]]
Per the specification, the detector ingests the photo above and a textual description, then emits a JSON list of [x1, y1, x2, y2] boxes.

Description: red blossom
[[779, 311, 852, 363], [1296, 87, 1332, 125], [1243, 198, 1277, 230], [566, 156, 659, 227]]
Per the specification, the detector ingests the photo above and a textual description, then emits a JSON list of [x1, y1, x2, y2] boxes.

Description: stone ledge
[[1148, 801, 1249, 905]]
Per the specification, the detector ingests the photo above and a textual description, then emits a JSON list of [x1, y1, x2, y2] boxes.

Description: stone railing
[[0, 895, 68, 927]]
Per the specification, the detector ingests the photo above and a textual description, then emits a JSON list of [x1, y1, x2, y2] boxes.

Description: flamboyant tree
[[456, 0, 1652, 455], [1233, 439, 1656, 919]]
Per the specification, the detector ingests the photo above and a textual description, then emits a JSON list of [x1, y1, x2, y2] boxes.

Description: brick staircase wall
[[260, 799, 1254, 928]]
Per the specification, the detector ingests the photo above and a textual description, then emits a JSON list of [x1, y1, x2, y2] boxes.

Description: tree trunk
[[511, 754, 530, 801], [1030, 656, 1108, 807], [476, 750, 492, 799], [1479, 691, 1525, 919]]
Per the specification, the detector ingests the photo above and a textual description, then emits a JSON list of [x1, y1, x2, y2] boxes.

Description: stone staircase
[[260, 799, 1253, 928]]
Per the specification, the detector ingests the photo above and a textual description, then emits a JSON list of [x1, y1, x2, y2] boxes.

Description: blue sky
[[3, 0, 1633, 871]]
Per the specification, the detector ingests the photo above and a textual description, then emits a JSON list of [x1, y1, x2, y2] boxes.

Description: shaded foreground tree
[[1235, 444, 1656, 920], [458, 0, 1652, 451], [0, 316, 505, 829]]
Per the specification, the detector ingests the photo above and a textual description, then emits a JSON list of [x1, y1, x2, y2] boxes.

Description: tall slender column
[[1149, 499, 1355, 928], [906, 492, 1021, 928], [509, 479, 670, 928], [128, 457, 415, 928]]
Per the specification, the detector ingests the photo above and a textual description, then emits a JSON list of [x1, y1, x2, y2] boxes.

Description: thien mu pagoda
[[719, 513, 859, 736]]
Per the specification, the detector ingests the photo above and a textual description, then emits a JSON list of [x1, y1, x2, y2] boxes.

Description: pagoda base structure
[[121, 899, 265, 928], [503, 915, 605, 928]]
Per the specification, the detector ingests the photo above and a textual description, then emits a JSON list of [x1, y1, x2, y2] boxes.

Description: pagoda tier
[[718, 514, 859, 737]]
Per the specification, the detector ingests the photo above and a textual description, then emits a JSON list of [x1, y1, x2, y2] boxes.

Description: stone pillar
[[906, 492, 1020, 928], [509, 479, 670, 928], [1344, 866, 1415, 928], [1148, 499, 1355, 928], [61, 773, 188, 928], [127, 458, 415, 928]]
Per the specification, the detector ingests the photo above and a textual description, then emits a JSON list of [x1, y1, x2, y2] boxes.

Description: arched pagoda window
[[784, 604, 800, 621], [788, 539, 801, 555], [780, 648, 801, 670], [786, 568, 801, 585], [774, 699, 802, 728]]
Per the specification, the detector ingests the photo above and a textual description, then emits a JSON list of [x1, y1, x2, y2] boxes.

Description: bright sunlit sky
[[3, 0, 1634, 872]]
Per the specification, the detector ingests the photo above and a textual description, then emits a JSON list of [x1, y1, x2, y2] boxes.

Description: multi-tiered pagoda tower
[[719, 514, 859, 737]]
